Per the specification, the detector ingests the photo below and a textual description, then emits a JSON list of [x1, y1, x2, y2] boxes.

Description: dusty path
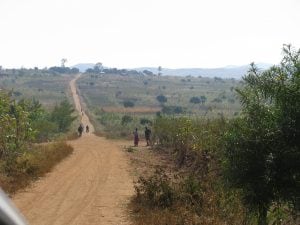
[[12, 74, 134, 225]]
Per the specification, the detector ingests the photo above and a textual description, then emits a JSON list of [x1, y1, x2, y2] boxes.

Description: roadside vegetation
[[0, 87, 76, 193], [128, 46, 300, 225]]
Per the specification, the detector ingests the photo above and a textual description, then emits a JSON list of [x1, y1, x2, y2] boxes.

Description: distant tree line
[[85, 67, 154, 76], [48, 66, 79, 74], [0, 67, 79, 77]]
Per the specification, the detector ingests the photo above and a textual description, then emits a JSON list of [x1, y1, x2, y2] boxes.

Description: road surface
[[12, 74, 133, 225]]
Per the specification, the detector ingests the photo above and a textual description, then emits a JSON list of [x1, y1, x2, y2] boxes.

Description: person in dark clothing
[[145, 127, 151, 146], [86, 125, 89, 133], [133, 128, 139, 147], [78, 124, 83, 136]]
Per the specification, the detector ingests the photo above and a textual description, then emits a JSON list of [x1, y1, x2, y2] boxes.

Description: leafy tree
[[162, 106, 184, 114], [140, 118, 152, 125], [200, 95, 207, 104], [0, 92, 35, 168], [158, 66, 162, 76], [50, 100, 76, 132], [156, 95, 167, 104], [121, 115, 133, 125], [224, 45, 300, 225], [18, 99, 58, 142], [94, 62, 103, 73], [190, 96, 201, 104], [61, 58, 67, 67], [123, 100, 135, 108]]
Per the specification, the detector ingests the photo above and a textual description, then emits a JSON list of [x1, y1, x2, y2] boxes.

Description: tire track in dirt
[[12, 74, 134, 225]]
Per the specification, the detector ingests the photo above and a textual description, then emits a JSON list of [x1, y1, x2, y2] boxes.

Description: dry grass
[[126, 147, 248, 225], [0, 142, 73, 194]]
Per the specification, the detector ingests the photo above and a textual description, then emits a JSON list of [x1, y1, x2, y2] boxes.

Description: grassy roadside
[[0, 142, 73, 195], [125, 144, 247, 225]]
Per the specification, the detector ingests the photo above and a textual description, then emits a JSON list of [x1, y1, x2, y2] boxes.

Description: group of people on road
[[78, 122, 151, 148], [133, 127, 151, 147], [78, 124, 89, 136]]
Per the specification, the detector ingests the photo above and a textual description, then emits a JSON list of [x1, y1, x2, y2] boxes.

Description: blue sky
[[0, 0, 299, 69]]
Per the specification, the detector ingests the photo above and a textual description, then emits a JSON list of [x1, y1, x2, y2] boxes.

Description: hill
[[73, 63, 272, 79]]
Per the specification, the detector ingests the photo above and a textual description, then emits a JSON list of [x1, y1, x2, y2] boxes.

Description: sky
[[0, 0, 299, 69]]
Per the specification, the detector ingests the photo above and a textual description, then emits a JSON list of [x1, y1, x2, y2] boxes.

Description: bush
[[123, 100, 135, 108], [161, 106, 185, 114], [135, 168, 175, 208], [190, 97, 201, 104], [121, 115, 133, 125], [140, 118, 152, 125], [156, 95, 167, 104]]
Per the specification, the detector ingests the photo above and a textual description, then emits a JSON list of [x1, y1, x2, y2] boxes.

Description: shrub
[[121, 115, 133, 125], [156, 95, 167, 104], [123, 100, 135, 108], [161, 106, 184, 114], [135, 168, 175, 208], [190, 97, 201, 104], [140, 118, 152, 125]]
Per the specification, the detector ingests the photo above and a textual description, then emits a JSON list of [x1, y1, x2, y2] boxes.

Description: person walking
[[78, 124, 84, 137], [133, 128, 139, 147], [86, 125, 89, 133], [145, 127, 151, 146]]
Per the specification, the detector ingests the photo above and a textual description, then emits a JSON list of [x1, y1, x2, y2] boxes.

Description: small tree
[[121, 115, 133, 125], [200, 95, 207, 104], [156, 95, 167, 104], [94, 62, 103, 73], [61, 58, 67, 67], [0, 93, 35, 170], [190, 96, 201, 104], [123, 100, 135, 108], [158, 66, 162, 76], [224, 45, 300, 225], [50, 100, 76, 132]]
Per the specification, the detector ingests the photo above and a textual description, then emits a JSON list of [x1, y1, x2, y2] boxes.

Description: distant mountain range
[[73, 63, 273, 79]]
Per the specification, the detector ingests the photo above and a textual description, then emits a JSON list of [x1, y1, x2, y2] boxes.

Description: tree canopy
[[224, 45, 300, 225]]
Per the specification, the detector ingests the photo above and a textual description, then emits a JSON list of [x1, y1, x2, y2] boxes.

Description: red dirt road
[[12, 74, 134, 225]]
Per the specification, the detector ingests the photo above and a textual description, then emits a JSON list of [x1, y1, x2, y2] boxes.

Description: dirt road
[[12, 74, 134, 225]]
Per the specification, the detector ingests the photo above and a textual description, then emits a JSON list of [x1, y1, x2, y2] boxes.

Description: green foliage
[[161, 106, 185, 114], [123, 100, 135, 108], [140, 118, 152, 125], [190, 96, 201, 104], [190, 96, 207, 105], [156, 94, 167, 104], [50, 100, 77, 133], [96, 112, 148, 138], [224, 45, 300, 224], [200, 95, 207, 104], [121, 115, 133, 125], [0, 93, 35, 163]]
